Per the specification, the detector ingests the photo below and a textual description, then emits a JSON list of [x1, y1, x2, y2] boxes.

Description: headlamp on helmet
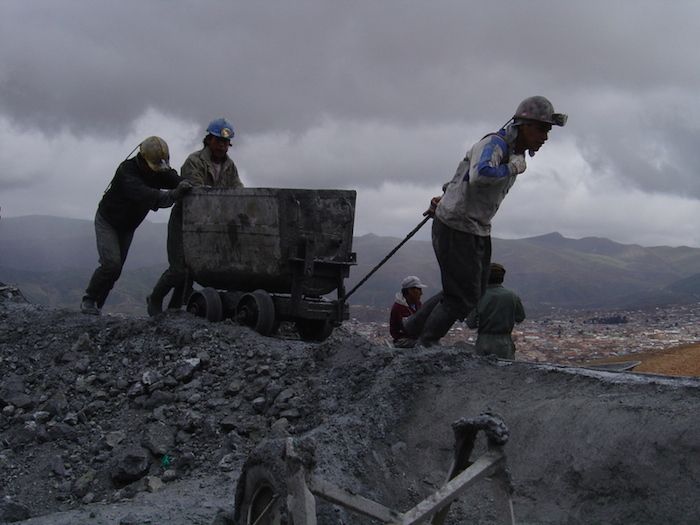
[[551, 113, 568, 127], [206, 118, 235, 140], [513, 96, 567, 127]]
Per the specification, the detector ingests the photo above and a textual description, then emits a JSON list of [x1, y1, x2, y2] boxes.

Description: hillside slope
[[3, 216, 700, 315], [1, 287, 699, 524]]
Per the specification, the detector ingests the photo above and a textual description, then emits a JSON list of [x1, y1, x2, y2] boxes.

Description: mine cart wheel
[[186, 287, 224, 322], [296, 318, 333, 342], [236, 290, 276, 336]]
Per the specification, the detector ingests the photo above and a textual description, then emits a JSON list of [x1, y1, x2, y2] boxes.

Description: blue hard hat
[[206, 118, 235, 140]]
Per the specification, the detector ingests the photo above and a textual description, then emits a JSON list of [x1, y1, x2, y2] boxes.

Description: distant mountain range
[[2, 215, 700, 317]]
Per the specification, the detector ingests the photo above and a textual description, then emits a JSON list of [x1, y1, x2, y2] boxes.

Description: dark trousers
[[151, 203, 190, 308], [432, 218, 491, 320], [401, 291, 443, 338], [84, 212, 134, 308]]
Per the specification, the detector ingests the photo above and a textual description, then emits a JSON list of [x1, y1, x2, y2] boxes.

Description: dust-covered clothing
[[432, 218, 492, 320], [466, 283, 525, 359], [84, 212, 135, 308], [390, 293, 421, 344], [84, 155, 181, 308], [150, 148, 243, 310], [434, 125, 519, 237], [180, 147, 243, 188], [419, 125, 520, 343], [97, 156, 181, 232]]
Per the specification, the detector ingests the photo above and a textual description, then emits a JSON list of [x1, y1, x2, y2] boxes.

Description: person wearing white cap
[[389, 276, 428, 348]]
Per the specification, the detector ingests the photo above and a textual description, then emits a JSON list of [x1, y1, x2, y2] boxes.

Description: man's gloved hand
[[172, 180, 193, 200], [423, 195, 442, 217], [507, 154, 527, 175]]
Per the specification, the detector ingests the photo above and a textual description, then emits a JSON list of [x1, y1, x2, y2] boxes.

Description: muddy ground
[[1, 284, 699, 524]]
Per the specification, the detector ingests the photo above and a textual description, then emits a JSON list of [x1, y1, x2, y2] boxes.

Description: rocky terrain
[[1, 283, 699, 524]]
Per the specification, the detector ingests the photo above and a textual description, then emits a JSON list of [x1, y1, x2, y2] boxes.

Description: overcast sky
[[2, 1, 700, 247]]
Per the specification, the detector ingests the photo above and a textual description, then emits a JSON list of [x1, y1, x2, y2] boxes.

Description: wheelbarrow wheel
[[234, 439, 289, 525], [186, 287, 223, 322], [296, 319, 333, 342], [235, 463, 288, 525], [237, 290, 276, 336]]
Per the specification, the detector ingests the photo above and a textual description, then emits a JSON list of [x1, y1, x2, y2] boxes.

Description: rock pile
[[0, 288, 374, 522], [2, 285, 699, 525]]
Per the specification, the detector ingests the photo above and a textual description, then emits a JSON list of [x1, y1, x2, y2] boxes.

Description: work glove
[[507, 154, 527, 175], [172, 180, 193, 200], [423, 195, 442, 217], [155, 181, 193, 209]]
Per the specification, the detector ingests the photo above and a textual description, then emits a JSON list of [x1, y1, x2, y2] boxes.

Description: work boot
[[402, 292, 443, 338], [148, 275, 172, 316], [80, 297, 100, 316], [146, 294, 163, 317], [417, 302, 457, 347]]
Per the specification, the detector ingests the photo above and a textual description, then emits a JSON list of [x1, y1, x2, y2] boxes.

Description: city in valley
[[347, 302, 700, 365]]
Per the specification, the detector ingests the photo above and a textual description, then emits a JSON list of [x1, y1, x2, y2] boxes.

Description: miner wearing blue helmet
[[147, 118, 243, 315]]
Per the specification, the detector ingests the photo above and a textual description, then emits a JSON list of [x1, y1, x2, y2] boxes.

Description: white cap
[[401, 275, 427, 289]]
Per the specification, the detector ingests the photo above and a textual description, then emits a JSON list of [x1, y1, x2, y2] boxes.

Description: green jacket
[[466, 284, 525, 359], [165, 147, 244, 263], [181, 147, 243, 188]]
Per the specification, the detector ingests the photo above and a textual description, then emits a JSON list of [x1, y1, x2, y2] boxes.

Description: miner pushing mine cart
[[181, 187, 356, 342]]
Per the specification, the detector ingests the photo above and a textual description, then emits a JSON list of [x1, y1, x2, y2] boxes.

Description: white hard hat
[[401, 276, 427, 289]]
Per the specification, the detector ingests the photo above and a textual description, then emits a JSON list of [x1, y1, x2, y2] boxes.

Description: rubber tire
[[234, 463, 288, 525], [295, 319, 333, 342], [186, 287, 223, 322], [237, 290, 276, 336]]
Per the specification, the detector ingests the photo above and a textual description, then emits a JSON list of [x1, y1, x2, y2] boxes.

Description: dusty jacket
[[181, 147, 243, 188], [435, 125, 519, 236], [97, 155, 181, 232], [389, 293, 421, 340], [465, 284, 525, 335]]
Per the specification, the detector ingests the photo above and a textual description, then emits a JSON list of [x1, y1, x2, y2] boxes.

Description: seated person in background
[[466, 262, 525, 359], [390, 276, 427, 348]]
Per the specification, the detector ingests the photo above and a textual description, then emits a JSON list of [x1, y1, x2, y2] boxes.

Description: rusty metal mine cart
[[182, 188, 356, 342]]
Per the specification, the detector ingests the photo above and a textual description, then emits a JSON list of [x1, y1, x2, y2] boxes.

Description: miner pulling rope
[[402, 96, 567, 346]]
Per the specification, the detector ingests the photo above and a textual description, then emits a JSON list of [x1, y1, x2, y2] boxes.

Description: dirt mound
[[1, 289, 699, 524]]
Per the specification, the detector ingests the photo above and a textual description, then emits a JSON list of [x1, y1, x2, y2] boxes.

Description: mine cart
[[182, 187, 356, 341]]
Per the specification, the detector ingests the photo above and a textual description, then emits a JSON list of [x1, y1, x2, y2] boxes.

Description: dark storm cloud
[[3, 1, 698, 134], [2, 0, 700, 245]]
